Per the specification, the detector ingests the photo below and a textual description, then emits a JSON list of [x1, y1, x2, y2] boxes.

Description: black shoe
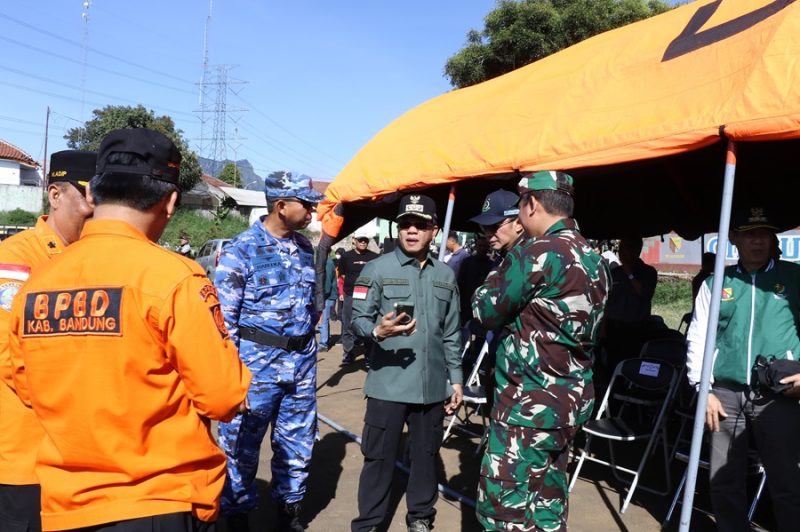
[[277, 502, 305, 532], [341, 353, 355, 365], [407, 519, 431, 532], [225, 513, 251, 532]]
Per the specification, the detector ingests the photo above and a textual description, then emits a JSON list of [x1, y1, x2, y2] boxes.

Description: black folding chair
[[569, 357, 683, 513]]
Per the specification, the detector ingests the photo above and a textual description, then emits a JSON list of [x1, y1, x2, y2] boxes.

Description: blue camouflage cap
[[518, 170, 574, 196], [264, 172, 325, 203]]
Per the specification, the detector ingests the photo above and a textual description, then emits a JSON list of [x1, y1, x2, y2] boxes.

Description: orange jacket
[[9, 219, 251, 530], [0, 216, 63, 485]]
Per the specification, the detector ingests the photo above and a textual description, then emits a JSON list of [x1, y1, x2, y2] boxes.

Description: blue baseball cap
[[470, 189, 520, 225], [264, 172, 325, 204]]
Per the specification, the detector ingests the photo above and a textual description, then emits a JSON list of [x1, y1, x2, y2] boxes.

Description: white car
[[195, 238, 231, 278]]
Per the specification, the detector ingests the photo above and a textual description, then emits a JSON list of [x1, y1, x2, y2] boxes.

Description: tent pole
[[679, 139, 737, 531], [438, 185, 457, 261]]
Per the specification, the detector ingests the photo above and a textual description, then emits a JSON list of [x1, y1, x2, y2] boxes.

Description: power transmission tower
[[194, 0, 247, 174]]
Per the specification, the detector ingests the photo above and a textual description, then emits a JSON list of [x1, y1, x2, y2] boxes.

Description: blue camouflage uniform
[[215, 174, 323, 515]]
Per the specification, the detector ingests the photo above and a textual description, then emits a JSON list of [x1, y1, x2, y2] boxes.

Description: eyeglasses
[[283, 198, 316, 211], [480, 218, 512, 235], [397, 219, 434, 231]]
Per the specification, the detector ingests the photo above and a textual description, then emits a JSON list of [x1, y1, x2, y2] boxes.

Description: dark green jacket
[[352, 246, 463, 404]]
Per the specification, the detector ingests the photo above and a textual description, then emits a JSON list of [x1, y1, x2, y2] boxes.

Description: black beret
[[96, 128, 181, 184]]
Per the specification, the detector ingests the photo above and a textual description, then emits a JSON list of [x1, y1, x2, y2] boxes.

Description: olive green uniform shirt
[[352, 246, 463, 404]]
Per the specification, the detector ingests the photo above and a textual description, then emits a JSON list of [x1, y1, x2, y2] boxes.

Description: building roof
[[219, 186, 267, 207], [0, 140, 38, 168]]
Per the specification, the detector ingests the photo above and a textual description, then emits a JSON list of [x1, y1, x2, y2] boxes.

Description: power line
[[234, 93, 347, 167], [237, 121, 339, 177], [0, 12, 195, 85], [0, 35, 195, 95]]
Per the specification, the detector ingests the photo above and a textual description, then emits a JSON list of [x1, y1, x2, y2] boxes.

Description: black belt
[[239, 326, 313, 351]]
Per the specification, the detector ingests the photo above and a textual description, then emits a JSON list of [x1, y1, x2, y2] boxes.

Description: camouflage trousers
[[476, 421, 578, 531], [218, 373, 317, 514]]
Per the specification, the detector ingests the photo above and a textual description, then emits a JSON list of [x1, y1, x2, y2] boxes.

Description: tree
[[444, 0, 672, 89], [64, 105, 202, 193], [218, 162, 243, 188]]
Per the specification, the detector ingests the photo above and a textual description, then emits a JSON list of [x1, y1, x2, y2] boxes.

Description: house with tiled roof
[[0, 140, 41, 186], [0, 139, 43, 214]]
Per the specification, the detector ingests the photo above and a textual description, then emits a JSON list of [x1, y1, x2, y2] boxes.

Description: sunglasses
[[283, 198, 316, 211], [397, 219, 434, 231], [480, 218, 512, 235], [517, 192, 533, 209]]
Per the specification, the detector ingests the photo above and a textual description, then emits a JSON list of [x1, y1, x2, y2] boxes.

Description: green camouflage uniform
[[472, 214, 609, 531]]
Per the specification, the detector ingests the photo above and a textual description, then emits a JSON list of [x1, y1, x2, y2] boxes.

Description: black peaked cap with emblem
[[48, 150, 97, 186], [396, 194, 437, 222], [96, 128, 181, 184]]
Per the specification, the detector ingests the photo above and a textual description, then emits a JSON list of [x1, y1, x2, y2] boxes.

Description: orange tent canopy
[[319, 0, 800, 240]]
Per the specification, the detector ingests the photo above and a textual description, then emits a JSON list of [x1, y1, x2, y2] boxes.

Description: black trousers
[[0, 483, 41, 532], [341, 295, 355, 356], [710, 385, 800, 532], [351, 398, 444, 532], [72, 512, 215, 532]]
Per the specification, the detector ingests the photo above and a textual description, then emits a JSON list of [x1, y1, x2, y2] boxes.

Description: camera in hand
[[394, 302, 414, 325]]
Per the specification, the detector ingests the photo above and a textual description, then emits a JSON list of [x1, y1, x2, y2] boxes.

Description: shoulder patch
[[354, 276, 371, 286], [0, 263, 31, 282], [210, 303, 229, 339], [22, 287, 123, 337], [353, 285, 369, 300], [0, 281, 23, 312]]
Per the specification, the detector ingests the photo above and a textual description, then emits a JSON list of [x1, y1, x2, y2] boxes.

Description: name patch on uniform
[[353, 286, 369, 300], [23, 287, 123, 337]]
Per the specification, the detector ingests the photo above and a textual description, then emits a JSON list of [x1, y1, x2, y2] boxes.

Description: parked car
[[195, 238, 231, 278]]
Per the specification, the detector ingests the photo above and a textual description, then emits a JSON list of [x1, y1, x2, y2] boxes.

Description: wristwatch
[[371, 327, 384, 342]]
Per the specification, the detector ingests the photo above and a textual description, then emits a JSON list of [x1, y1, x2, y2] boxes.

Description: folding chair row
[[568, 357, 684, 513]]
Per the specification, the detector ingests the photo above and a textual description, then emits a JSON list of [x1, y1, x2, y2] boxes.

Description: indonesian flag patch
[[353, 285, 369, 300], [0, 263, 31, 282]]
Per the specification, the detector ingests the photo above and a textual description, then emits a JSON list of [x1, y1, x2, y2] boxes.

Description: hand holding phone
[[394, 302, 415, 325]]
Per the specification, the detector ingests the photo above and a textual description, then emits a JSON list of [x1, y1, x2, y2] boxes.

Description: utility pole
[[43, 106, 50, 185]]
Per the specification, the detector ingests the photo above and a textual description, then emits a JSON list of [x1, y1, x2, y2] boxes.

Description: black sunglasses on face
[[283, 198, 316, 210], [397, 219, 434, 231], [480, 218, 512, 234]]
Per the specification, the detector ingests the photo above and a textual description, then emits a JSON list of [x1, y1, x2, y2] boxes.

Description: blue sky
[[0, 0, 496, 181]]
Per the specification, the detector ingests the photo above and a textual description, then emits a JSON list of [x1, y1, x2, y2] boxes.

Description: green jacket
[[351, 246, 463, 404], [687, 259, 800, 386], [472, 218, 610, 429]]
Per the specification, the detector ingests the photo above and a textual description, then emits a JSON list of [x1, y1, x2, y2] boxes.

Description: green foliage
[[0, 208, 38, 226], [652, 276, 693, 330], [64, 104, 202, 193], [159, 207, 249, 251], [445, 0, 672, 88], [218, 163, 242, 187]]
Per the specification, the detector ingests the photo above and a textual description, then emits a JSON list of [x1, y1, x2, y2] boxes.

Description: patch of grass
[[160, 208, 249, 249], [652, 275, 693, 330], [0, 208, 39, 226]]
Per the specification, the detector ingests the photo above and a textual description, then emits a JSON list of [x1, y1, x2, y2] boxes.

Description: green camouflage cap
[[518, 170, 575, 196]]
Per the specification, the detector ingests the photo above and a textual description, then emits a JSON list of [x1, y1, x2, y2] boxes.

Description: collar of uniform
[[254, 219, 294, 246], [543, 217, 578, 237], [735, 257, 775, 275], [393, 244, 431, 268], [34, 215, 65, 256], [80, 219, 150, 241]]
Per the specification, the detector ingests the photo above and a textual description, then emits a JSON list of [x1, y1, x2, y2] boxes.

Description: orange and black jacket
[[8, 219, 251, 530]]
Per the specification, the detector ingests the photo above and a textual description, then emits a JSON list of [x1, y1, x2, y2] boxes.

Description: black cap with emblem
[[48, 150, 97, 189], [96, 128, 181, 185], [396, 194, 437, 223]]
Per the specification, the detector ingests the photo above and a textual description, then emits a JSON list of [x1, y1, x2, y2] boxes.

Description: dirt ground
[[227, 322, 771, 531]]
